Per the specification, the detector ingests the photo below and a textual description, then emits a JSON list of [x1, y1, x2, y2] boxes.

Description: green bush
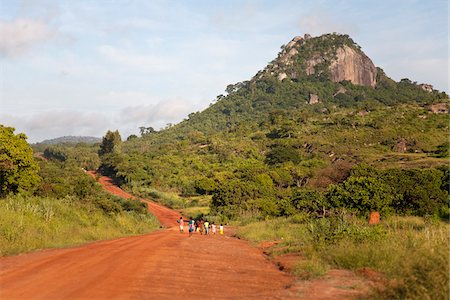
[[326, 176, 395, 216], [291, 188, 328, 216], [0, 125, 41, 197]]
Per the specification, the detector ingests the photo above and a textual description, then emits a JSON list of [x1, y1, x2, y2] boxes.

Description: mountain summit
[[255, 33, 377, 87]]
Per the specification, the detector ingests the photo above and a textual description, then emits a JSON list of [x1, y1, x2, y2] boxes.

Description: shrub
[[265, 144, 302, 165], [326, 176, 395, 216], [383, 168, 448, 216], [291, 188, 328, 216], [0, 125, 40, 197]]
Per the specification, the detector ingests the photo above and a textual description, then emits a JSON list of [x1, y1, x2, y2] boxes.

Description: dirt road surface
[[0, 173, 296, 299]]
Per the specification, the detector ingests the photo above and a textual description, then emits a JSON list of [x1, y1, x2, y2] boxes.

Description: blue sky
[[0, 0, 448, 142]]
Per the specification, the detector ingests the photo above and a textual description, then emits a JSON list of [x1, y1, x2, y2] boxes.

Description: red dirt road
[[0, 173, 296, 299], [88, 172, 180, 228]]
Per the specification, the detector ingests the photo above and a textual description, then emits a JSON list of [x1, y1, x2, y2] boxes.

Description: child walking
[[188, 219, 195, 237], [204, 220, 209, 235], [211, 222, 216, 234], [178, 216, 184, 233], [219, 224, 224, 235]]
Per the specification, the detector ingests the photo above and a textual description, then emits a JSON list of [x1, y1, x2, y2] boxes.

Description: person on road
[[188, 219, 195, 237], [199, 220, 204, 235], [211, 222, 216, 235], [178, 216, 184, 233], [204, 220, 209, 235], [219, 224, 224, 235]]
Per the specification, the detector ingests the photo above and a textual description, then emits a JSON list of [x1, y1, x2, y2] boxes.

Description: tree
[[98, 130, 122, 156], [126, 134, 138, 141], [265, 144, 302, 165], [0, 125, 40, 197], [139, 127, 155, 137], [326, 176, 394, 215], [291, 188, 328, 216]]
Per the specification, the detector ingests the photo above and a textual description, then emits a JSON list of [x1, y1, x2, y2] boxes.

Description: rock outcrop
[[419, 84, 433, 93], [430, 103, 449, 114], [308, 93, 319, 104], [256, 33, 377, 88], [329, 45, 377, 87]]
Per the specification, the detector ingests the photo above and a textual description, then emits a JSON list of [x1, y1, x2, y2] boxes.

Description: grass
[[0, 195, 160, 256], [181, 206, 210, 219], [236, 215, 449, 299], [129, 185, 211, 210]]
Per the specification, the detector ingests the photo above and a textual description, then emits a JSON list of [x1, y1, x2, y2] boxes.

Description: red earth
[[0, 172, 374, 299]]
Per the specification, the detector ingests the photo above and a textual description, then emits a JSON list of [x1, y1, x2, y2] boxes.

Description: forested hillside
[[97, 33, 448, 221]]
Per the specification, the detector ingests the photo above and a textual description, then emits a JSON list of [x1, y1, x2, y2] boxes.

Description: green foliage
[[307, 214, 386, 245], [326, 176, 395, 215], [0, 125, 40, 197], [98, 130, 122, 156], [290, 188, 328, 216], [36, 159, 147, 215], [0, 195, 159, 256], [43, 146, 68, 162], [194, 176, 216, 195], [382, 168, 448, 216], [265, 144, 302, 165], [433, 142, 449, 158], [237, 215, 449, 299]]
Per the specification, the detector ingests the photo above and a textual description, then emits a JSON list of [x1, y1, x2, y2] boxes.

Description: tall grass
[[236, 215, 449, 299], [129, 185, 211, 212], [0, 195, 160, 256]]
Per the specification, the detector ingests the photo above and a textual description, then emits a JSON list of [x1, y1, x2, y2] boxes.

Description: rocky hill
[[255, 33, 377, 87], [99, 33, 448, 216]]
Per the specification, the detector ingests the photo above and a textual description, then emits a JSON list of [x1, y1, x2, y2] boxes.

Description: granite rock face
[[329, 45, 377, 87], [256, 33, 377, 88]]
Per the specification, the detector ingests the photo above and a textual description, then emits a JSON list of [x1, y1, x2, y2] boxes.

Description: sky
[[0, 0, 448, 143]]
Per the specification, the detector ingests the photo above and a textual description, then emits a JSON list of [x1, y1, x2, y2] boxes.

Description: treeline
[[211, 163, 448, 220], [1, 125, 148, 216]]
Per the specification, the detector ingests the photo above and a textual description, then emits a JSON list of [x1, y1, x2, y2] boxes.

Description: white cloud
[[0, 18, 55, 57], [97, 45, 177, 72], [0, 98, 197, 142], [118, 99, 194, 125], [0, 110, 112, 143]]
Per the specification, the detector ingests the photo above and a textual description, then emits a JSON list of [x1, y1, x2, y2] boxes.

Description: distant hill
[[37, 136, 101, 145]]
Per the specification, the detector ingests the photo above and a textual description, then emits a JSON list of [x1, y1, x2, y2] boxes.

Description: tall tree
[[98, 130, 122, 156], [0, 125, 40, 197]]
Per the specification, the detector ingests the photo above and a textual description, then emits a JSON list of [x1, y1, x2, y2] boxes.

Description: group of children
[[178, 217, 223, 237]]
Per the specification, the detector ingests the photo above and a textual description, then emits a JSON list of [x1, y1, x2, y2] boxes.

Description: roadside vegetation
[[236, 215, 449, 299], [0, 126, 159, 256], [0, 194, 159, 256]]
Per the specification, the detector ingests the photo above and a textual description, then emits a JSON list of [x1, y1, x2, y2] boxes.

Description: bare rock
[[277, 73, 287, 81], [430, 102, 449, 114], [306, 56, 324, 75], [329, 45, 377, 87], [419, 84, 433, 93], [292, 36, 303, 42], [308, 93, 319, 104], [333, 86, 347, 97], [393, 138, 408, 153], [357, 110, 369, 116]]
